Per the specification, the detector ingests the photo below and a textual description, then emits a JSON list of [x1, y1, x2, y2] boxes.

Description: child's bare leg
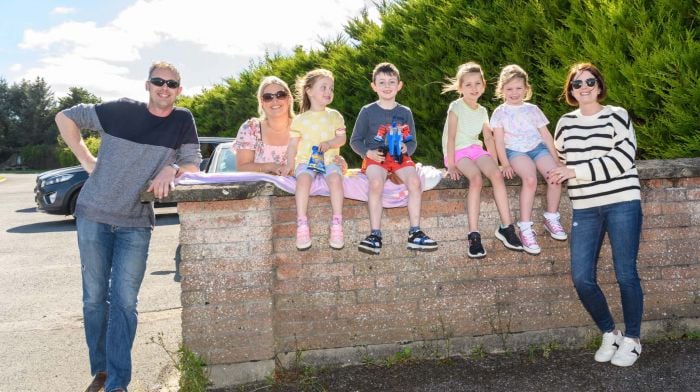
[[395, 166, 422, 227], [510, 155, 537, 222], [325, 172, 344, 216], [296, 172, 314, 219], [365, 165, 387, 230], [476, 156, 512, 226], [456, 158, 482, 233], [535, 155, 561, 213]]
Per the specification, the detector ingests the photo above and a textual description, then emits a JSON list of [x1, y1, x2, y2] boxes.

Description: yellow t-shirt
[[441, 99, 488, 156], [290, 108, 345, 165]]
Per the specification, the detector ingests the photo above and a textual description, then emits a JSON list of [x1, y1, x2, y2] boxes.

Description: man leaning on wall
[[55, 61, 201, 392]]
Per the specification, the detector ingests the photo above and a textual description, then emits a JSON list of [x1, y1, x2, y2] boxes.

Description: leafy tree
[[0, 79, 11, 162], [57, 87, 102, 111], [0, 77, 104, 168], [5, 77, 56, 147]]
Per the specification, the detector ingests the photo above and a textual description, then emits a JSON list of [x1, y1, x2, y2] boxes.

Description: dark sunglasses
[[261, 90, 289, 102], [571, 77, 597, 90], [149, 77, 180, 89]]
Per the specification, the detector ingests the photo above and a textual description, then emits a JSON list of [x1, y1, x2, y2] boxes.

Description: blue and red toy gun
[[373, 120, 413, 163]]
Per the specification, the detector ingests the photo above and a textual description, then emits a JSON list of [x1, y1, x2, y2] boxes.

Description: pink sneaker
[[544, 216, 568, 240], [296, 224, 311, 251], [519, 228, 541, 255], [329, 223, 344, 250]]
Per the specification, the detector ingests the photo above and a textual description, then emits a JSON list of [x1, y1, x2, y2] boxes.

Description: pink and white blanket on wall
[[175, 164, 443, 208]]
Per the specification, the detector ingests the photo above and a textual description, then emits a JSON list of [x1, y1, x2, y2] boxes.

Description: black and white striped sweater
[[554, 105, 641, 210]]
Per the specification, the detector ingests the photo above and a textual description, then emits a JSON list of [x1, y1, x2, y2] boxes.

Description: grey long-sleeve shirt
[[350, 102, 417, 158], [62, 98, 201, 227]]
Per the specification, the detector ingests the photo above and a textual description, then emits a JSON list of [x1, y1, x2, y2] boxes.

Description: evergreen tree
[[178, 0, 700, 163]]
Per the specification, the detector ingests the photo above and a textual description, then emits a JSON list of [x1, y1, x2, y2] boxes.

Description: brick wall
[[172, 158, 700, 387]]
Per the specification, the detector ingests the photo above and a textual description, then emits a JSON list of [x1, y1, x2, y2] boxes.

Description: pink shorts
[[444, 144, 491, 167]]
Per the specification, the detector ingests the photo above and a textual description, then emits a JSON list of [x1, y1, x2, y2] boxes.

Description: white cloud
[[51, 7, 76, 15], [9, 64, 22, 72], [16, 0, 381, 100]]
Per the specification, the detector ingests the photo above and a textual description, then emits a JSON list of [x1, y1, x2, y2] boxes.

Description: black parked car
[[34, 136, 233, 216]]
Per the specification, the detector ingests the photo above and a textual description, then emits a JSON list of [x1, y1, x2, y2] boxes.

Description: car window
[[216, 149, 237, 172], [199, 143, 217, 159]]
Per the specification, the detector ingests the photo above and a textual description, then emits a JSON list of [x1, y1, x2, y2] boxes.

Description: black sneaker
[[495, 224, 523, 251], [407, 230, 438, 251], [467, 232, 486, 258], [358, 234, 382, 255]]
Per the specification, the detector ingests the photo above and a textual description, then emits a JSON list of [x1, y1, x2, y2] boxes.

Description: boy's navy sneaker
[[467, 232, 486, 258], [358, 234, 382, 255], [407, 230, 438, 251], [495, 224, 523, 251]]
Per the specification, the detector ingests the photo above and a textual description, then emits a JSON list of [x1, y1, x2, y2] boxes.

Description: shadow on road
[[7, 219, 75, 233], [15, 207, 37, 213], [155, 213, 180, 226]]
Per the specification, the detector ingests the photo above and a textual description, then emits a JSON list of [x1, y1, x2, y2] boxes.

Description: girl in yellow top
[[442, 62, 523, 258], [282, 69, 346, 251]]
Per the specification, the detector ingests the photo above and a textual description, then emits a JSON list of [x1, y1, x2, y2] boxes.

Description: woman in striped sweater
[[548, 63, 644, 367]]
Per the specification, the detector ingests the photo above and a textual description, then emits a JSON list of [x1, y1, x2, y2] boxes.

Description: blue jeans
[[570, 200, 643, 338], [76, 218, 152, 391], [505, 142, 551, 162]]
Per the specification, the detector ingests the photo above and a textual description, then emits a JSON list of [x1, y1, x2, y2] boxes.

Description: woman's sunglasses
[[571, 77, 597, 90], [262, 90, 289, 102], [149, 77, 180, 89]]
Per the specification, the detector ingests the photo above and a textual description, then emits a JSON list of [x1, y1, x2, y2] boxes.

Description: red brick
[[275, 277, 339, 294], [661, 265, 700, 279], [275, 291, 356, 310], [339, 275, 375, 290], [275, 306, 337, 322], [336, 301, 418, 319], [676, 177, 700, 187]]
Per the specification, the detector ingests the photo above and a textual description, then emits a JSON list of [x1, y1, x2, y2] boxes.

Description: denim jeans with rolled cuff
[[570, 200, 643, 339], [77, 217, 151, 391]]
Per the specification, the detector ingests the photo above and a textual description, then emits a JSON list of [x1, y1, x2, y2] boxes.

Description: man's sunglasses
[[571, 77, 597, 90], [261, 90, 289, 102], [149, 77, 180, 89]]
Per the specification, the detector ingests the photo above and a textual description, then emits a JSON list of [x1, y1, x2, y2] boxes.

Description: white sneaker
[[611, 337, 642, 367], [594, 331, 623, 362]]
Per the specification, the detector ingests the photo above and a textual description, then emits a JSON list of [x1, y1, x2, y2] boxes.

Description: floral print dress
[[232, 118, 288, 164]]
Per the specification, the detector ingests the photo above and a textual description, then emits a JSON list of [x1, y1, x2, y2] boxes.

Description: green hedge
[[180, 0, 699, 166], [56, 135, 101, 167], [20, 144, 58, 169]]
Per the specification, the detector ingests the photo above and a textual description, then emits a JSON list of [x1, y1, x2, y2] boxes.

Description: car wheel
[[68, 192, 79, 217]]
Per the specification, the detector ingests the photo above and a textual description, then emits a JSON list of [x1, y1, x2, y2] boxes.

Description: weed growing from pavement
[[471, 344, 486, 360], [267, 342, 327, 392], [382, 347, 413, 367], [487, 297, 513, 351], [584, 333, 603, 351], [149, 332, 211, 392]]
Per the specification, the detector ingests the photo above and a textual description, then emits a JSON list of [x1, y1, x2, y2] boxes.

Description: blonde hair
[[256, 76, 295, 120], [442, 62, 485, 95], [495, 64, 532, 102], [148, 61, 181, 81], [295, 69, 334, 113]]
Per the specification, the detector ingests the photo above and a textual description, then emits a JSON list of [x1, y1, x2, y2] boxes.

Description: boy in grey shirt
[[350, 62, 437, 254]]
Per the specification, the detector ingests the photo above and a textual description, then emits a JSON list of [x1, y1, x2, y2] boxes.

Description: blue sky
[[0, 0, 378, 101]]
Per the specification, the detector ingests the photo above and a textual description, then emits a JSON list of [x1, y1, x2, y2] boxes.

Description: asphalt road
[[0, 173, 181, 391]]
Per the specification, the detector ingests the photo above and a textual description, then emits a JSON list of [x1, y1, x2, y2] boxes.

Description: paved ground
[[227, 338, 700, 391], [0, 173, 181, 391]]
